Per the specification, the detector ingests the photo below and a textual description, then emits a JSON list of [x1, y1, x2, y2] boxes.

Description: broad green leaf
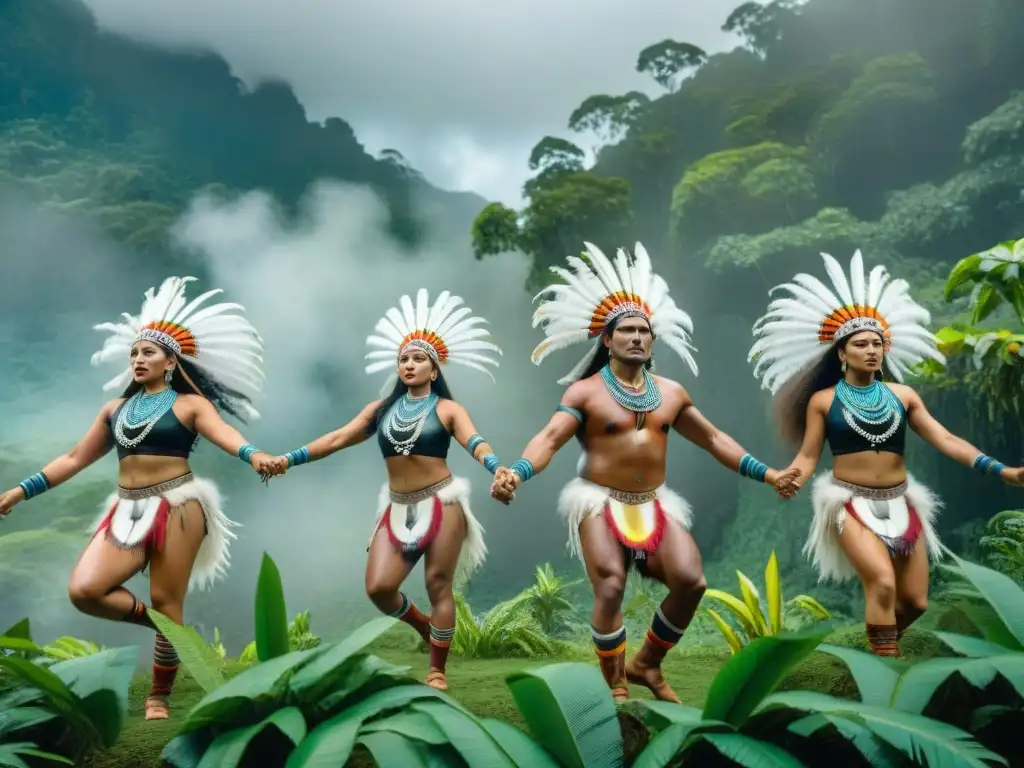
[[736, 571, 768, 636], [891, 654, 1024, 713], [758, 690, 1005, 766], [360, 710, 448, 745], [478, 718, 560, 766], [356, 730, 430, 767], [702, 625, 832, 727], [687, 732, 806, 766], [944, 253, 983, 298], [315, 655, 414, 714], [972, 283, 1003, 324], [255, 552, 290, 662], [505, 662, 622, 768], [182, 646, 326, 733], [787, 595, 830, 621], [765, 552, 783, 635], [0, 742, 74, 767], [787, 713, 901, 767], [161, 729, 215, 768], [0, 638, 45, 656], [949, 598, 1022, 650], [930, 631, 1008, 658], [49, 645, 138, 748], [284, 684, 460, 767], [288, 617, 399, 701], [0, 706, 56, 735], [1, 619, 31, 641], [705, 608, 744, 654], [622, 699, 707, 733], [409, 700, 514, 766], [944, 549, 1024, 648], [632, 717, 735, 768], [703, 589, 760, 638], [197, 707, 307, 768], [814, 644, 901, 706], [0, 656, 96, 742], [147, 608, 226, 693]]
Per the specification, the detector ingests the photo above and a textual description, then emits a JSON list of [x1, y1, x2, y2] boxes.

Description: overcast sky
[[82, 0, 741, 206]]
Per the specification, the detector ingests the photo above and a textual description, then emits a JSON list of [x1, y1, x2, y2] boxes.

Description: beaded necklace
[[114, 387, 178, 449], [600, 364, 662, 435], [383, 392, 439, 456], [835, 379, 902, 445]]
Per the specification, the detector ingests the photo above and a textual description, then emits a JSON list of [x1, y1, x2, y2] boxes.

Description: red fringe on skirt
[[844, 500, 922, 557], [92, 498, 171, 556], [603, 499, 667, 553], [380, 497, 443, 555]]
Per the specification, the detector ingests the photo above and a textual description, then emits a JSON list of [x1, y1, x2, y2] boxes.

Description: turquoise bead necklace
[[835, 378, 902, 445]]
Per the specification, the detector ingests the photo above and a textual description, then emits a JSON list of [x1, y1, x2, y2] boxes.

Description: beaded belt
[[832, 477, 907, 501], [389, 475, 453, 505], [117, 473, 194, 500], [607, 487, 657, 505]]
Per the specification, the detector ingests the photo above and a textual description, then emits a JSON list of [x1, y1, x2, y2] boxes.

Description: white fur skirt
[[557, 477, 693, 564], [367, 475, 486, 588], [806, 472, 943, 583], [89, 473, 238, 593]]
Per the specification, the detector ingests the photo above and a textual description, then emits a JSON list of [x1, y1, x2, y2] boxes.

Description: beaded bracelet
[[738, 453, 769, 483], [973, 453, 1006, 477], [466, 434, 485, 456], [238, 444, 262, 465], [285, 447, 310, 467], [482, 454, 500, 474], [19, 471, 50, 500], [510, 458, 535, 483]]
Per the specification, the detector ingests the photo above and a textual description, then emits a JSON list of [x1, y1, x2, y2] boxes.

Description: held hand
[[250, 452, 281, 484], [490, 468, 518, 505], [1000, 466, 1024, 487], [773, 467, 803, 500], [0, 487, 25, 519]]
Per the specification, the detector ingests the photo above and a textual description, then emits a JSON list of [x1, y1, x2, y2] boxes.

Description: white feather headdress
[[748, 249, 945, 394], [364, 288, 502, 397], [90, 276, 266, 419], [531, 241, 698, 385]]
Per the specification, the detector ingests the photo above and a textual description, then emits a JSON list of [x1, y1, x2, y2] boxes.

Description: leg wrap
[[428, 624, 455, 672], [648, 605, 684, 649], [592, 625, 628, 700], [866, 623, 900, 657], [389, 592, 431, 644], [123, 595, 155, 628]]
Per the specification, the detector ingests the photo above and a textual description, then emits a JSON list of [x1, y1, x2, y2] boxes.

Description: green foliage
[[238, 611, 324, 666], [567, 92, 651, 145], [521, 563, 582, 637], [528, 136, 586, 174], [146, 609, 226, 694], [670, 141, 817, 252], [635, 40, 708, 92], [254, 552, 291, 663], [962, 90, 1024, 166], [721, 0, 805, 57], [979, 509, 1024, 585], [702, 551, 830, 654], [0, 619, 137, 764], [452, 591, 557, 659]]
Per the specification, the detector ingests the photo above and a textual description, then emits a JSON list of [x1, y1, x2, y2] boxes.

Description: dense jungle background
[[3, 0, 1024, 738]]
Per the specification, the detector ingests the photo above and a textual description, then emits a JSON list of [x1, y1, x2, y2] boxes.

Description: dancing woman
[[748, 250, 1024, 657], [270, 289, 502, 691], [0, 277, 273, 720]]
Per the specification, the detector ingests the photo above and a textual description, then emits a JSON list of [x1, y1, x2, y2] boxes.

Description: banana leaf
[[944, 548, 1024, 648], [255, 552, 290, 662], [813, 644, 902, 706], [196, 706, 306, 768], [48, 645, 137, 748], [147, 608, 226, 693], [891, 654, 1024, 714]]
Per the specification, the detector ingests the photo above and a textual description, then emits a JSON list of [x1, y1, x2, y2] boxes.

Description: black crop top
[[825, 390, 907, 456], [108, 400, 198, 460], [376, 395, 451, 459]]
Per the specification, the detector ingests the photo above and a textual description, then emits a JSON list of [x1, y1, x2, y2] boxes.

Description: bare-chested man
[[491, 242, 799, 703]]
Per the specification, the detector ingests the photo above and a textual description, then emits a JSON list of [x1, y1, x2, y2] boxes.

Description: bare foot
[[144, 696, 170, 720], [625, 658, 680, 703], [425, 669, 448, 691]]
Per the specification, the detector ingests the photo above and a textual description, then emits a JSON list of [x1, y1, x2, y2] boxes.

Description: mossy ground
[[79, 625, 943, 767]]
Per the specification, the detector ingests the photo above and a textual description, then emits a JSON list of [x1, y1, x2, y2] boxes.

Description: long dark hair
[[120, 346, 257, 424], [367, 364, 455, 434], [579, 314, 655, 381], [772, 334, 884, 446]]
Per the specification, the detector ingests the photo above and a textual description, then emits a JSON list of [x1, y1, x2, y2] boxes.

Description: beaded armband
[[738, 453, 769, 483], [510, 458, 535, 483], [482, 454, 500, 474], [557, 405, 583, 422], [19, 472, 50, 500], [466, 434, 485, 456], [285, 447, 310, 467], [973, 453, 1006, 477], [238, 444, 262, 465]]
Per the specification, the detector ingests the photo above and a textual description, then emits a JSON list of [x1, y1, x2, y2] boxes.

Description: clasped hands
[[249, 453, 291, 485], [774, 466, 803, 499], [490, 467, 519, 505]]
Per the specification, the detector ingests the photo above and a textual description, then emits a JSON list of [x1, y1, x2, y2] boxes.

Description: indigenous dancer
[[748, 249, 1024, 657], [490, 242, 798, 703], [0, 277, 273, 720], [269, 289, 502, 692]]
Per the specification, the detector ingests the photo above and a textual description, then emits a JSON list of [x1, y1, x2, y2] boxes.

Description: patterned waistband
[[607, 487, 657, 505], [389, 475, 453, 505], [832, 476, 907, 501], [117, 473, 194, 500]]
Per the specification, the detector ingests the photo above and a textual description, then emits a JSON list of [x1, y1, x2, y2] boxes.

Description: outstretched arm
[[278, 399, 382, 468], [445, 402, 501, 475], [782, 392, 829, 486], [498, 386, 586, 493], [906, 388, 1024, 485], [191, 397, 272, 469], [672, 393, 790, 487], [6, 399, 118, 505]]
